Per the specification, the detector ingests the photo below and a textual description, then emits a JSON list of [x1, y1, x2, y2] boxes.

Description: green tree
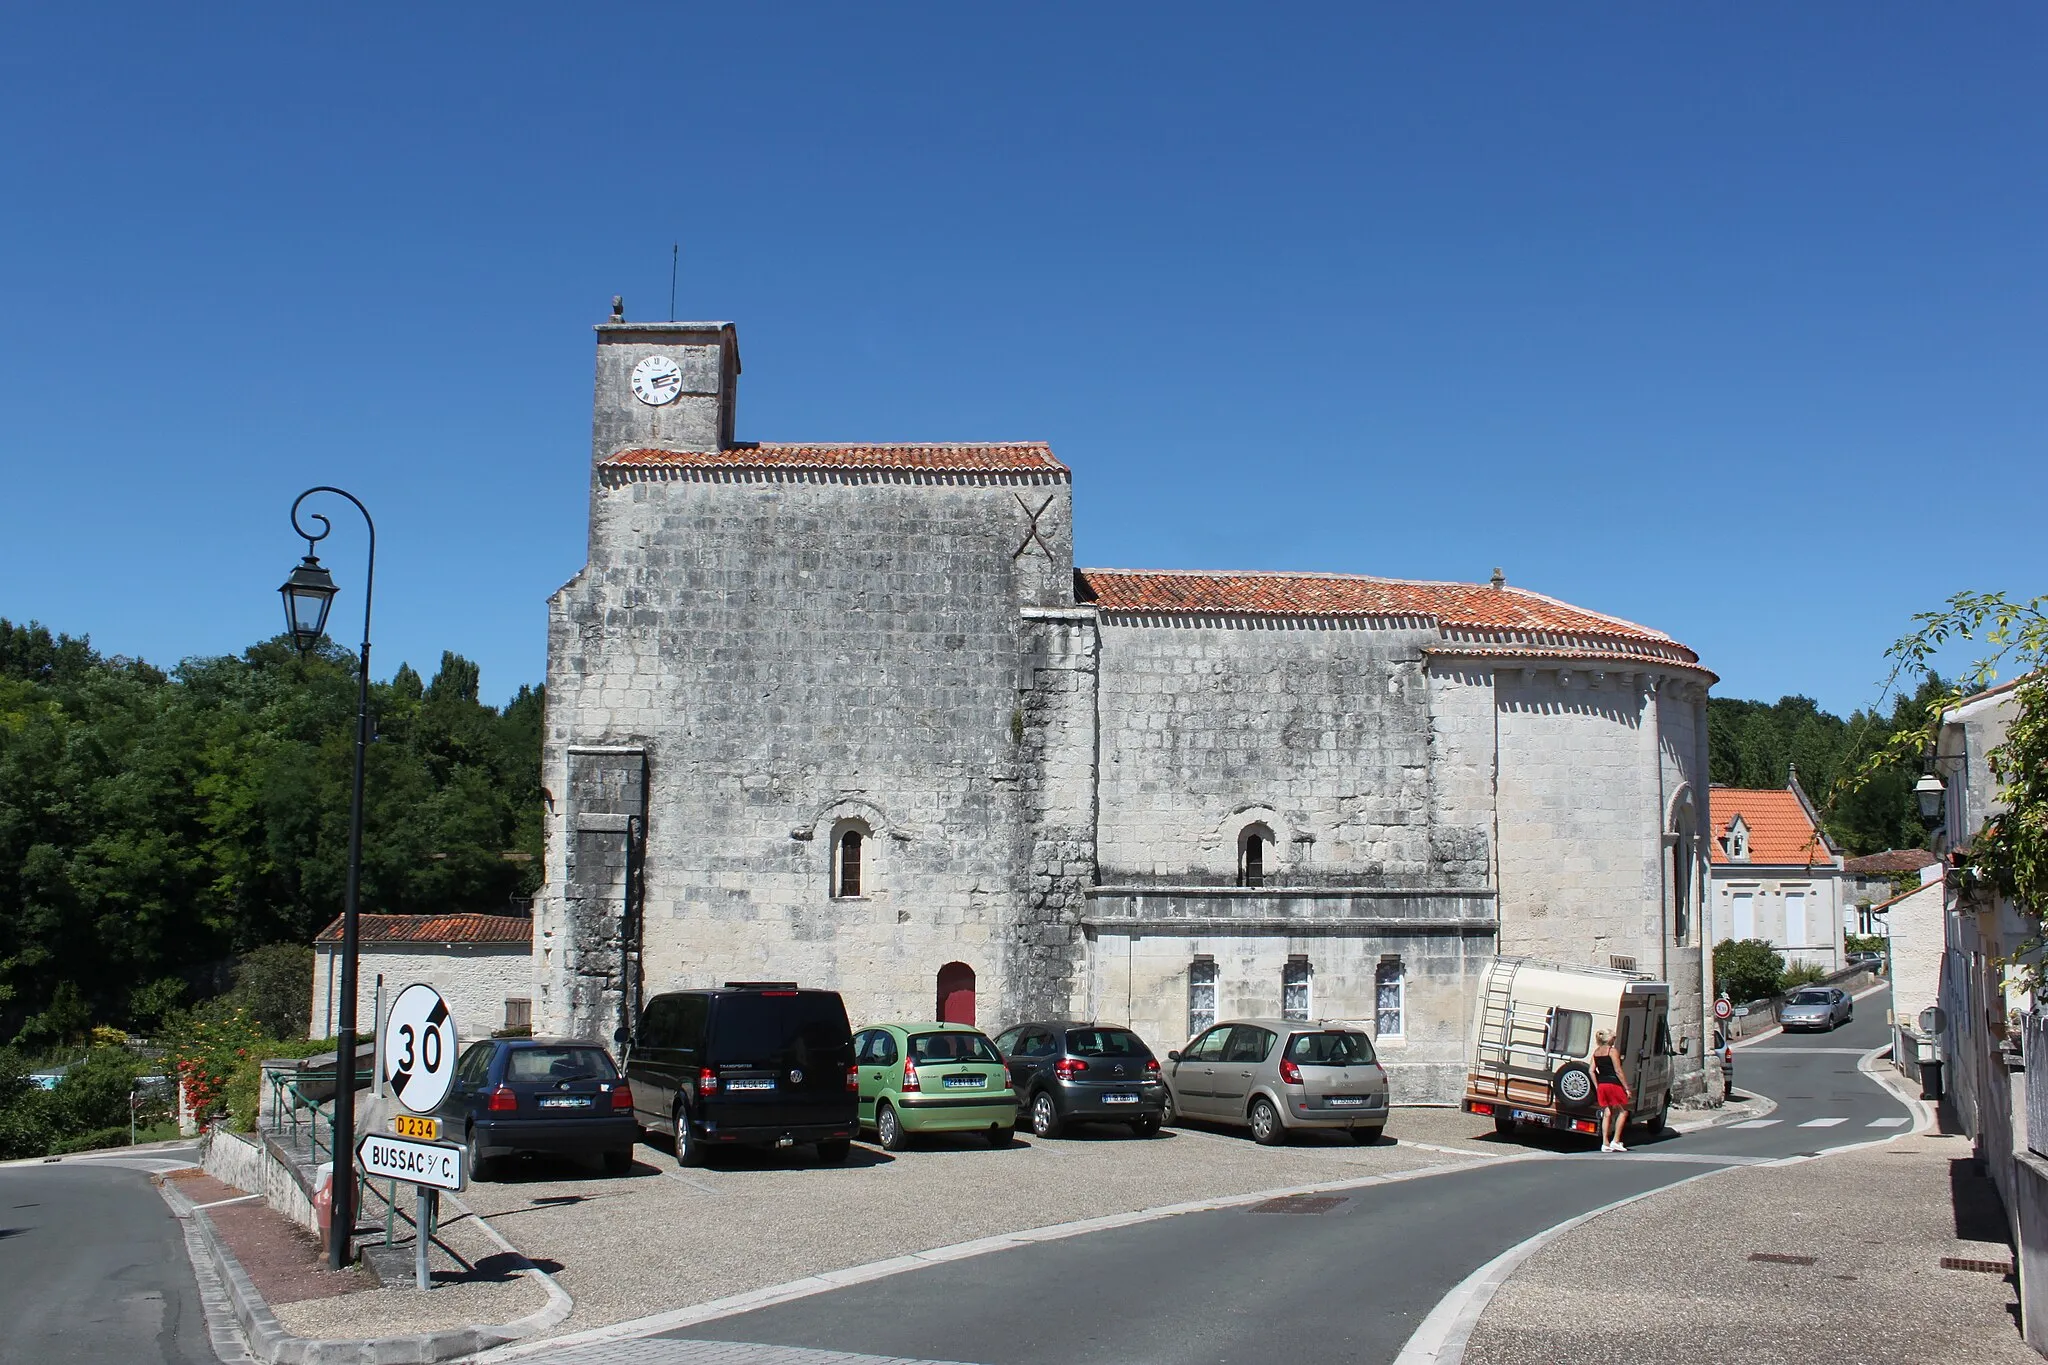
[[1714, 939, 1785, 1004]]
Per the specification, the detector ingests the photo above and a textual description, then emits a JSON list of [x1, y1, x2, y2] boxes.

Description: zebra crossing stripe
[[1798, 1117, 1849, 1128], [1867, 1116, 1910, 1128], [1730, 1119, 1780, 1128]]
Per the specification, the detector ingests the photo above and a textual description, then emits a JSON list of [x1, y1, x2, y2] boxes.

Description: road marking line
[[1730, 1119, 1781, 1128], [660, 1167, 724, 1195], [1798, 1117, 1849, 1128], [190, 1193, 265, 1210], [1867, 1117, 1910, 1128]]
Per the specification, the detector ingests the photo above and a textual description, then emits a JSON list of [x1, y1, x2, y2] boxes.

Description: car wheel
[[1643, 1096, 1670, 1137], [1493, 1112, 1517, 1136], [1131, 1116, 1161, 1139], [877, 1101, 909, 1152], [1030, 1091, 1064, 1139], [465, 1126, 495, 1182], [674, 1101, 705, 1168], [1351, 1125, 1383, 1145], [603, 1148, 633, 1176], [1161, 1089, 1179, 1127], [1249, 1097, 1284, 1146], [816, 1138, 851, 1164], [986, 1126, 1014, 1149]]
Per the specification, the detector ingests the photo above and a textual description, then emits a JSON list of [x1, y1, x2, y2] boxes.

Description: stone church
[[536, 317, 1718, 1101]]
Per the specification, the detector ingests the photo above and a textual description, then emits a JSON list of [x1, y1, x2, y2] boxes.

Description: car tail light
[[902, 1060, 921, 1092], [610, 1087, 633, 1112], [1279, 1058, 1302, 1085], [1145, 1058, 1161, 1076], [1055, 1057, 1088, 1079], [1571, 1118, 1598, 1135], [697, 1067, 718, 1097], [845, 1064, 859, 1093], [1470, 1101, 1495, 1116], [487, 1085, 517, 1112]]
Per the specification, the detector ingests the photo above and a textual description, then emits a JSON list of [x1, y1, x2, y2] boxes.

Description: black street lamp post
[[280, 486, 375, 1272]]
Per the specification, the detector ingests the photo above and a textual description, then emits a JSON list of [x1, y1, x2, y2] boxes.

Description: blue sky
[[2, 6, 2040, 715]]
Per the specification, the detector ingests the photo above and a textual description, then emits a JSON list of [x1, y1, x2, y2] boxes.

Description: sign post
[[368, 984, 463, 1290]]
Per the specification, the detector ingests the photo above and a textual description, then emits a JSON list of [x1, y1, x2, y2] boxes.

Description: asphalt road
[[0, 1147, 218, 1365], [654, 1006, 1911, 1365]]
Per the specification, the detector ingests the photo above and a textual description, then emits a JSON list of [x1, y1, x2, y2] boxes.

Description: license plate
[[725, 1079, 775, 1091], [391, 1114, 440, 1140], [1511, 1109, 1545, 1123], [538, 1096, 591, 1109], [1102, 1093, 1139, 1104], [775, 1136, 794, 1149], [943, 1075, 986, 1089], [1324, 1096, 1365, 1107]]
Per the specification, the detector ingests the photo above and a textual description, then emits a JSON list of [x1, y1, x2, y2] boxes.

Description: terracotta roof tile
[[602, 442, 1067, 475], [1842, 849, 1940, 875], [1708, 788, 1838, 867], [1076, 569, 1697, 660], [313, 913, 531, 946]]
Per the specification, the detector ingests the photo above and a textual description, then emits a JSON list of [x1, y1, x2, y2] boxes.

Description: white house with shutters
[[1707, 779, 1847, 974]]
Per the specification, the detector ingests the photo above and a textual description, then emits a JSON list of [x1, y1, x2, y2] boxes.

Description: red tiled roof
[[1842, 849, 1940, 876], [602, 442, 1067, 475], [1708, 788, 1837, 867], [1076, 569, 1696, 657], [314, 913, 531, 946]]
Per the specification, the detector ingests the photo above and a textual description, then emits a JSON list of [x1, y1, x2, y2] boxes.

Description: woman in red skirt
[[1592, 1029, 1631, 1152]]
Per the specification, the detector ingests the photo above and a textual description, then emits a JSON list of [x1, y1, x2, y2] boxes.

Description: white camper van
[[1462, 956, 1679, 1141]]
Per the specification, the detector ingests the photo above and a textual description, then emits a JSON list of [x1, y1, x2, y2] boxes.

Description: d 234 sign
[[381, 983, 461, 1115]]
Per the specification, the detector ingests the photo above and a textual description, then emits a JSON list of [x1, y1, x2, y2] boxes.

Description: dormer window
[[1727, 815, 1750, 863]]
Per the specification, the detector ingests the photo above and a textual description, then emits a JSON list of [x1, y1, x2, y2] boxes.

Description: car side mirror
[[1166, 1050, 1180, 1063]]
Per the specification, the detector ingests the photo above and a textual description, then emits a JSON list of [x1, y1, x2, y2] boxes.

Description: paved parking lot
[[459, 1107, 1508, 1335]]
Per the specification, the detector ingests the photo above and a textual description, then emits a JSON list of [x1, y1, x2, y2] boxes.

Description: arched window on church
[[1671, 806, 1696, 946], [833, 827, 865, 898], [1238, 825, 1273, 888]]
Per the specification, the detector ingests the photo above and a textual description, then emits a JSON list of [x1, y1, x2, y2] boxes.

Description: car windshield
[[1788, 990, 1830, 1006], [709, 993, 852, 1065], [1067, 1028, 1149, 1058], [1286, 1031, 1377, 1066], [907, 1031, 999, 1064], [504, 1047, 616, 1083]]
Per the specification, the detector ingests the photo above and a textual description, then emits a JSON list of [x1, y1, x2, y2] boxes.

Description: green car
[[852, 1022, 1018, 1150]]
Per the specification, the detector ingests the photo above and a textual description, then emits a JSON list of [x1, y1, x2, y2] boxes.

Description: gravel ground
[[1463, 1126, 2029, 1365], [458, 1106, 1506, 1334], [270, 1183, 551, 1339]]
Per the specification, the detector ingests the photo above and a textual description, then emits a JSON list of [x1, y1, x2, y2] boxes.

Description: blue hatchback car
[[437, 1037, 639, 1179]]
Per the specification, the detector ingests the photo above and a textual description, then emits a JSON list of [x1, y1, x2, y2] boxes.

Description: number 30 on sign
[[380, 983, 461, 1115]]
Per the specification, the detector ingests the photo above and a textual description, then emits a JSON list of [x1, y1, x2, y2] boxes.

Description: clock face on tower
[[630, 355, 684, 406]]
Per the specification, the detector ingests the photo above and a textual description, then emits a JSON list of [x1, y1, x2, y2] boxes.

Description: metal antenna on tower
[[669, 242, 678, 321]]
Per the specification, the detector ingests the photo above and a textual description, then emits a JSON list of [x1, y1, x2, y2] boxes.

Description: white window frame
[[831, 821, 870, 900], [1374, 960, 1405, 1040], [1281, 960, 1311, 1022], [1188, 960, 1218, 1039]]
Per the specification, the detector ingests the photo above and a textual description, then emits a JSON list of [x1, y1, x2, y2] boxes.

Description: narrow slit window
[[1374, 959, 1405, 1039], [1188, 960, 1218, 1038], [835, 829, 863, 898], [1281, 960, 1311, 1021], [1238, 825, 1272, 888]]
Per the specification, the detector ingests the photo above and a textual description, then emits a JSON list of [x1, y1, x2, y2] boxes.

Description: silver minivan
[[1162, 1018, 1390, 1144]]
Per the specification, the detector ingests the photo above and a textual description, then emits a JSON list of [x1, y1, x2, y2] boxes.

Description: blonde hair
[[1594, 1029, 1614, 1046]]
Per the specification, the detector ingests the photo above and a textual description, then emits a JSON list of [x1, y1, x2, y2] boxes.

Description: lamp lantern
[[279, 554, 338, 653], [1914, 770, 1946, 823]]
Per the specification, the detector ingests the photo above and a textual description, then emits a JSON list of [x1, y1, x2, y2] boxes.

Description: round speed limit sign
[[382, 983, 460, 1115], [1713, 997, 1733, 1021]]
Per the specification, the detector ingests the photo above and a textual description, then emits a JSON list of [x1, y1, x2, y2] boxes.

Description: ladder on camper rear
[[1470, 960, 1554, 1105]]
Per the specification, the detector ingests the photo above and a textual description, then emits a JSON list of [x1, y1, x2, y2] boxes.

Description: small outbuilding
[[311, 912, 532, 1042]]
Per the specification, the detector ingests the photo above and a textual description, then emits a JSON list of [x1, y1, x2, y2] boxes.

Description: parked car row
[[433, 983, 1392, 1178]]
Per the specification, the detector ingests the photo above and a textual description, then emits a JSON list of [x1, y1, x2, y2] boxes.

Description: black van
[[621, 983, 858, 1165]]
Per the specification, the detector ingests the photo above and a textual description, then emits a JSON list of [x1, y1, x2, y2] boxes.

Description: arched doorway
[[936, 962, 976, 1025]]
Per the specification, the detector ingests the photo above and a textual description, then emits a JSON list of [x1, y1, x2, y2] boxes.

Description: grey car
[[1162, 1019, 1389, 1144], [1779, 986, 1853, 1032]]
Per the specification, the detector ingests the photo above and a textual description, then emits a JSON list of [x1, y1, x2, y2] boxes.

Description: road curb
[[1668, 1089, 1777, 1134], [156, 1173, 572, 1365]]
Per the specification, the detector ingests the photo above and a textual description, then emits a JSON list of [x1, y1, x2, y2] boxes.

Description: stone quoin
[[535, 316, 1718, 1102]]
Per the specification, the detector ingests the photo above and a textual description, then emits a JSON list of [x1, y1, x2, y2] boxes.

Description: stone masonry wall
[[312, 944, 531, 1044], [540, 468, 1078, 1037], [1094, 618, 1486, 888]]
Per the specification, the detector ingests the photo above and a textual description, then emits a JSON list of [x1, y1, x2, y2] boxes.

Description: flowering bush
[[162, 1004, 270, 1120]]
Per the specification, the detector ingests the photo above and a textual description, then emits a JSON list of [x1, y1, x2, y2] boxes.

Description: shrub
[[225, 945, 314, 1040], [1780, 963, 1828, 990], [1846, 933, 1888, 955], [1714, 939, 1786, 1005]]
